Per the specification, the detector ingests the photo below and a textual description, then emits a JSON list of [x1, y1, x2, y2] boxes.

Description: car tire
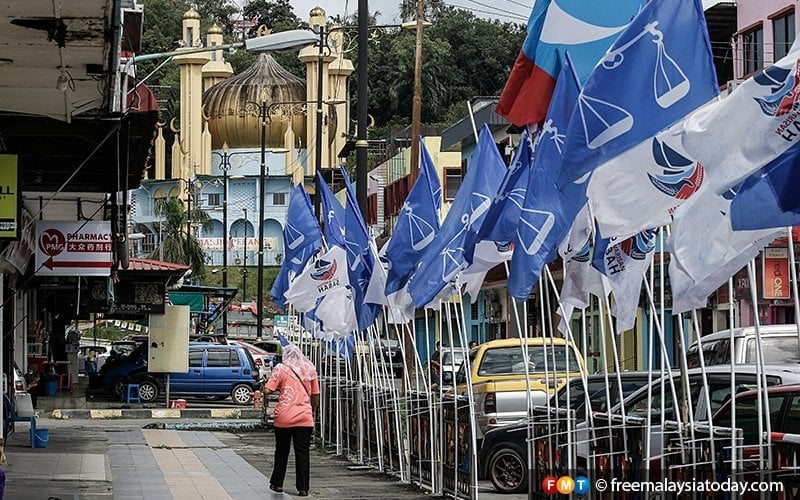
[[231, 384, 253, 406], [112, 378, 126, 396], [488, 446, 527, 494], [137, 379, 159, 403]]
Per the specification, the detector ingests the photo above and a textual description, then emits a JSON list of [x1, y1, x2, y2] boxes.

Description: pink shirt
[[266, 364, 320, 428]]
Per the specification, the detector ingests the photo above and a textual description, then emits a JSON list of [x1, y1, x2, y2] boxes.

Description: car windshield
[[232, 340, 268, 355], [477, 344, 582, 376], [746, 337, 800, 363], [442, 350, 465, 366]]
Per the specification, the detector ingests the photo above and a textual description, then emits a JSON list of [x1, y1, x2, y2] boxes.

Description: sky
[[287, 0, 531, 25], [287, 0, 725, 26]]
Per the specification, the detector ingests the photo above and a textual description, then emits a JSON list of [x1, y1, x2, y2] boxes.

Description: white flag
[[589, 122, 704, 239], [284, 245, 350, 312], [681, 38, 800, 194], [669, 187, 781, 295]]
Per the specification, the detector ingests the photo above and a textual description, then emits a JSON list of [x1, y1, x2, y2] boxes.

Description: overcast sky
[[287, 0, 530, 25], [287, 0, 725, 28]]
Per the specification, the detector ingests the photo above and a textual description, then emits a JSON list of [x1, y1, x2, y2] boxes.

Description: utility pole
[[409, 0, 425, 186], [356, 0, 369, 219]]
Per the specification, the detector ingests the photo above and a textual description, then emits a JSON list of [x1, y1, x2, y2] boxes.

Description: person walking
[[264, 344, 320, 497]]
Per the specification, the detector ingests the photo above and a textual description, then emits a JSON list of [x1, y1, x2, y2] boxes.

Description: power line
[[497, 0, 533, 11], [443, 1, 528, 22], [461, 0, 528, 19]]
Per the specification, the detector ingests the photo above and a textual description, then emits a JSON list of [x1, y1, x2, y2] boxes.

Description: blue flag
[[557, 0, 719, 187], [383, 139, 442, 295], [477, 129, 534, 244], [507, 57, 587, 301], [271, 184, 323, 309], [408, 125, 506, 308], [340, 166, 381, 331], [317, 172, 346, 248], [731, 141, 800, 230]]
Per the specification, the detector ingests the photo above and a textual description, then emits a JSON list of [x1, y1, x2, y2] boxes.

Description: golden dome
[[208, 23, 223, 35], [183, 8, 200, 20], [203, 54, 307, 150], [310, 7, 326, 17]]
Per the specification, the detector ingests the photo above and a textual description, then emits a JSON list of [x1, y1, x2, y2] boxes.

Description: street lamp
[[247, 94, 291, 340], [211, 142, 232, 337], [120, 29, 319, 112], [245, 97, 341, 340]]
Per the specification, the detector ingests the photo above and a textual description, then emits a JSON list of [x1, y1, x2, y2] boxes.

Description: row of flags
[[270, 0, 800, 338]]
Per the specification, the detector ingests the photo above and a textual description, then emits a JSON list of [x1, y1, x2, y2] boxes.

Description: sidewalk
[[0, 417, 423, 499], [1, 417, 526, 499]]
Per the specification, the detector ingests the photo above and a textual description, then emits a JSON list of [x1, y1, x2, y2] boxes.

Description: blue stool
[[122, 384, 140, 404]]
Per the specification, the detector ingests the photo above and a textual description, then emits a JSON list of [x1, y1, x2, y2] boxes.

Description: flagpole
[[787, 227, 800, 356], [746, 260, 773, 476]]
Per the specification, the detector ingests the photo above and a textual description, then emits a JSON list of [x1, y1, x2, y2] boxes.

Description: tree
[[151, 197, 209, 276], [399, 0, 448, 23]]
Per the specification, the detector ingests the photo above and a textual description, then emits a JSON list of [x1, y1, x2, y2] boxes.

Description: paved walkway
[[1, 417, 525, 499]]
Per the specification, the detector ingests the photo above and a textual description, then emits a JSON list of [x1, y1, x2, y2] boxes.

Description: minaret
[[202, 23, 234, 91], [173, 9, 210, 179], [298, 7, 336, 178]]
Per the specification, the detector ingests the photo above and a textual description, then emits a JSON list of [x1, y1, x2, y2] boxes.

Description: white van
[[686, 324, 799, 367]]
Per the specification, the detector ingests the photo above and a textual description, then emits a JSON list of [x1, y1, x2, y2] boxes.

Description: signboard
[[35, 221, 112, 276], [197, 237, 277, 251], [0, 155, 19, 240], [274, 315, 298, 328], [84, 278, 165, 315], [763, 247, 791, 300], [149, 305, 190, 373]]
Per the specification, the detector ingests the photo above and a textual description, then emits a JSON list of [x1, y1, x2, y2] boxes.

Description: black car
[[376, 337, 404, 378], [477, 372, 652, 494]]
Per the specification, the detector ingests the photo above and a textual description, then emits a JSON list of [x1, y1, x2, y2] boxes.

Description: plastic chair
[[57, 373, 73, 394], [122, 384, 140, 404]]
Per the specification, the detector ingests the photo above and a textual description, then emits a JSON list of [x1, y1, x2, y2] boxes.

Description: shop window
[[742, 25, 764, 75], [444, 167, 463, 200], [773, 11, 796, 61]]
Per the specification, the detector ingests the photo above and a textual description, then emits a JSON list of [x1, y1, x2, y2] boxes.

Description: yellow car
[[456, 337, 585, 439]]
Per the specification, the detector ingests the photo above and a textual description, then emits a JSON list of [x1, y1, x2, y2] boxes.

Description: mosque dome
[[202, 54, 307, 149]]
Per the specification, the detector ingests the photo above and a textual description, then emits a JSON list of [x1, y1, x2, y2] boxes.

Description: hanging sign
[[763, 247, 791, 300], [35, 221, 112, 276], [0, 155, 20, 240]]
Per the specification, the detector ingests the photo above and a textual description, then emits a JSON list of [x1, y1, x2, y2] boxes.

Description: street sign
[[275, 315, 289, 327], [35, 221, 112, 276]]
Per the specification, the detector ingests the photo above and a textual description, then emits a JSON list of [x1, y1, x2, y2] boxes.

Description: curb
[[51, 408, 264, 419]]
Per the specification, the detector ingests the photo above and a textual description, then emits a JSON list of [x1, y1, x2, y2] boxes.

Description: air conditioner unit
[[726, 79, 743, 95]]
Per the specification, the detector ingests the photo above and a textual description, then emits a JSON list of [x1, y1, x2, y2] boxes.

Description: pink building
[[736, 0, 797, 78]]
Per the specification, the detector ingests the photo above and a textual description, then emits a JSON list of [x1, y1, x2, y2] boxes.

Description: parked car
[[95, 342, 148, 395], [376, 337, 404, 378], [478, 372, 653, 493], [573, 364, 800, 470], [227, 339, 272, 378], [110, 340, 137, 356], [455, 337, 585, 439], [252, 339, 283, 365], [713, 383, 800, 450], [686, 324, 799, 367], [440, 348, 466, 388], [128, 343, 260, 405]]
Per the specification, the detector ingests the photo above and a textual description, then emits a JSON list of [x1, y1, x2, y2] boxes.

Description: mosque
[[128, 7, 353, 273]]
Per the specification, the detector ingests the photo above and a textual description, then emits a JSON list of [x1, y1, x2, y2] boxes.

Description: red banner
[[763, 248, 791, 300]]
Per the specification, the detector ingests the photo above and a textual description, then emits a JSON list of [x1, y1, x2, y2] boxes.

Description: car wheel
[[112, 378, 126, 396], [137, 379, 159, 403], [231, 384, 253, 406], [488, 446, 527, 494]]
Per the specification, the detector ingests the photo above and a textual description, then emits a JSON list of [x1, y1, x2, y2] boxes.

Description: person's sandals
[[269, 484, 283, 493]]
